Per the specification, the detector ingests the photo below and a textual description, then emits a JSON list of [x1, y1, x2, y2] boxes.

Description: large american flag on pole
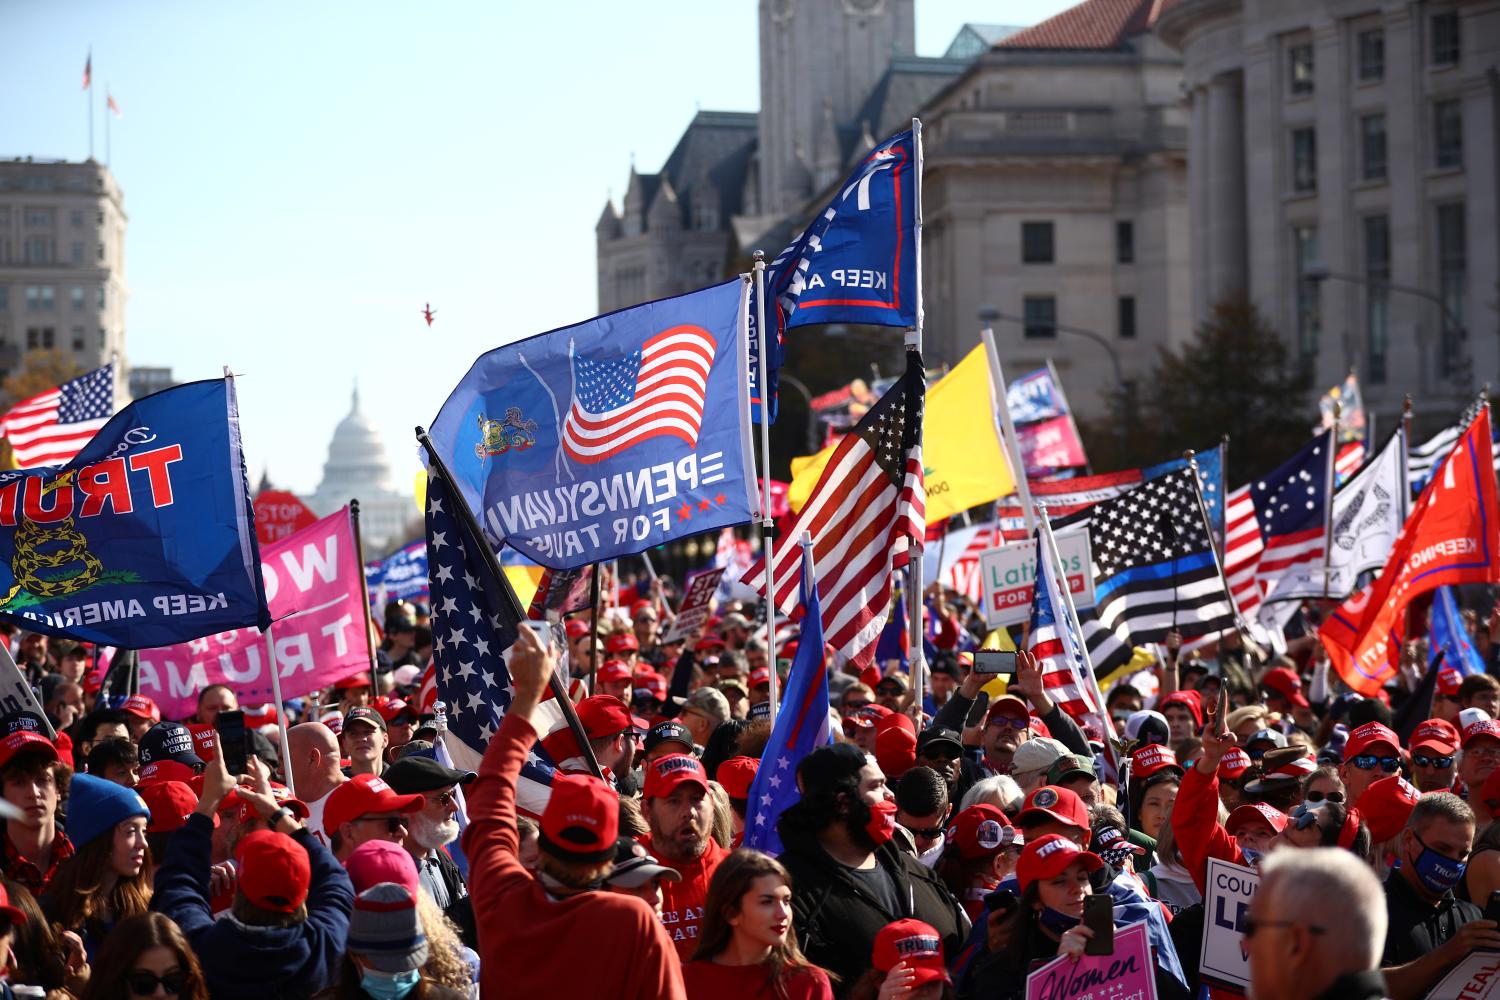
[[561, 326, 716, 463], [744, 352, 924, 666], [1028, 527, 1099, 732], [0, 362, 114, 468]]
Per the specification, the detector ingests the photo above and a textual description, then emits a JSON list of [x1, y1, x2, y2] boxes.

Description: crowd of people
[[2, 575, 1499, 1000]]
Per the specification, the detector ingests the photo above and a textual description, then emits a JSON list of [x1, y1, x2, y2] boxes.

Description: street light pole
[[777, 372, 819, 454]]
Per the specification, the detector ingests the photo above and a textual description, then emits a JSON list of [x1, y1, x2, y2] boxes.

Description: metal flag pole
[[588, 565, 601, 695], [752, 251, 781, 721], [1322, 405, 1340, 599], [907, 117, 927, 724], [261, 631, 296, 795], [414, 426, 602, 779], [85, 47, 93, 161], [981, 323, 1034, 533], [640, 550, 676, 626], [1036, 502, 1115, 744], [1185, 449, 1261, 656], [1401, 394, 1413, 521], [349, 499, 381, 694]]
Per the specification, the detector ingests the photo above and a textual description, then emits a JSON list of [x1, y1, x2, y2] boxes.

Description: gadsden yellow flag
[[788, 344, 1016, 522]]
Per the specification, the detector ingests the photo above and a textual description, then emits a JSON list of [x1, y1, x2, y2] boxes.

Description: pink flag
[[138, 508, 370, 719]]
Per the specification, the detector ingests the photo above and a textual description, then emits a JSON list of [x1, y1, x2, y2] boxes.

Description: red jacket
[[640, 835, 730, 961], [464, 712, 687, 999], [1171, 764, 1247, 895]]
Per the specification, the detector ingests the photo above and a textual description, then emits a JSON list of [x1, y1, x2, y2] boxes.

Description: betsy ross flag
[[0, 361, 115, 468], [745, 353, 924, 666], [424, 471, 560, 816], [1251, 429, 1334, 603], [744, 541, 834, 856], [1028, 527, 1102, 736], [562, 326, 717, 463]]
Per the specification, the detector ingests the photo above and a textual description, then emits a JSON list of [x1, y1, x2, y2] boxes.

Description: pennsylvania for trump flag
[[744, 353, 924, 667], [0, 362, 115, 469]]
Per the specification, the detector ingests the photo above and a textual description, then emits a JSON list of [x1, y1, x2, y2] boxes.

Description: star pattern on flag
[[574, 351, 643, 412], [1089, 469, 1208, 576], [57, 365, 114, 422], [1252, 437, 1329, 537]]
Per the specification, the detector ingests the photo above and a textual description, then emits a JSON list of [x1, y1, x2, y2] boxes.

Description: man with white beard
[[382, 753, 477, 944]]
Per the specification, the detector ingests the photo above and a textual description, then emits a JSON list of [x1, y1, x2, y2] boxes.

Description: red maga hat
[[872, 919, 948, 987], [1016, 834, 1103, 892], [322, 775, 423, 837], [1015, 785, 1090, 831], [643, 754, 709, 800]]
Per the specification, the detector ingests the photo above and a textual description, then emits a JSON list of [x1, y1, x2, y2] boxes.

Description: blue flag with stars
[[1430, 585, 1486, 677], [744, 542, 833, 856], [424, 471, 557, 813]]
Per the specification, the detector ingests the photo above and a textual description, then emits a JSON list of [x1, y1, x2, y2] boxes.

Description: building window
[[1293, 225, 1321, 359], [25, 327, 54, 350], [1115, 221, 1134, 264], [0, 287, 8, 311], [23, 238, 49, 264], [1431, 10, 1460, 65], [1363, 215, 1390, 384], [1437, 203, 1465, 377], [1357, 29, 1384, 81], [98, 327, 106, 349], [96, 243, 105, 261], [24, 286, 54, 312], [1360, 114, 1387, 181], [1292, 128, 1317, 192], [23, 209, 51, 227], [1289, 43, 1315, 95], [1118, 296, 1137, 339], [69, 210, 83, 227], [70, 287, 84, 311], [97, 286, 105, 308], [1023, 296, 1057, 339], [70, 242, 83, 264], [95, 210, 103, 225], [1434, 99, 1463, 168], [1022, 222, 1055, 264]]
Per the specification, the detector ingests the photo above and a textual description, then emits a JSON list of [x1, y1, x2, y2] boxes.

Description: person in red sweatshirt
[[462, 623, 686, 999], [640, 752, 730, 960]]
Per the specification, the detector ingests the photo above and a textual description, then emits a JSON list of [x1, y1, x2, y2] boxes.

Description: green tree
[[1080, 294, 1314, 480], [0, 350, 83, 411]]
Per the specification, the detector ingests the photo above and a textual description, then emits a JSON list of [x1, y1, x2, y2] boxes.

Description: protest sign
[[1425, 950, 1500, 999], [139, 507, 367, 718], [0, 643, 53, 737], [979, 532, 1094, 627], [1200, 858, 1259, 991], [366, 539, 429, 606], [1017, 415, 1089, 476], [253, 489, 318, 546], [660, 566, 725, 644], [1025, 919, 1155, 1000]]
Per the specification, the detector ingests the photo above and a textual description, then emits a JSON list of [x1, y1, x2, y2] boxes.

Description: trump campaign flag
[[138, 508, 369, 719], [0, 377, 269, 646], [744, 539, 833, 856], [1322, 409, 1500, 695], [753, 127, 920, 422], [426, 279, 757, 570], [365, 540, 429, 606]]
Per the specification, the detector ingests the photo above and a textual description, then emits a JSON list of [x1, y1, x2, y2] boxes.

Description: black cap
[[796, 742, 868, 798], [383, 754, 477, 794], [138, 721, 204, 767], [916, 728, 964, 758], [645, 721, 694, 755], [929, 656, 962, 681], [343, 707, 387, 733]]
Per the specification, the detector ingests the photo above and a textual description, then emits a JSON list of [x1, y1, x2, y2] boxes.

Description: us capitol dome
[[307, 384, 413, 552]]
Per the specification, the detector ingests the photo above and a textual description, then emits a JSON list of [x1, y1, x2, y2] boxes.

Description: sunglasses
[[429, 789, 460, 808], [1413, 754, 1455, 769], [844, 700, 871, 711], [908, 825, 946, 840], [1304, 790, 1344, 804], [1242, 916, 1325, 940], [127, 971, 186, 997], [987, 716, 1029, 731], [1349, 755, 1402, 773], [356, 815, 410, 833]]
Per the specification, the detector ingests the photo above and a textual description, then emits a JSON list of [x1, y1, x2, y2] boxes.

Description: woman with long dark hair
[[683, 849, 833, 1000], [41, 775, 151, 958], [78, 912, 209, 1000]]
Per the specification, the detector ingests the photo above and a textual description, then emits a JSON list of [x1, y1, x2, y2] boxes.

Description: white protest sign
[[1200, 858, 1259, 992], [979, 531, 1095, 627], [0, 642, 53, 737], [661, 566, 725, 644], [1426, 950, 1500, 999]]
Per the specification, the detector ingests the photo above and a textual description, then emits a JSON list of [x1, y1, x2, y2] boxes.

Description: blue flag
[[365, 539, 429, 606], [427, 279, 757, 570], [752, 127, 921, 423], [744, 543, 833, 856], [0, 378, 269, 646], [1145, 443, 1226, 546], [1430, 585, 1485, 676]]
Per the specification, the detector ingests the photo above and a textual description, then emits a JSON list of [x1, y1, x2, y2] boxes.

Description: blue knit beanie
[[66, 773, 150, 851]]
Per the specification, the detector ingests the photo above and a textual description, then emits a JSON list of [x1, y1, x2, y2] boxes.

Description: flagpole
[[261, 631, 296, 796], [105, 86, 111, 166], [1401, 394, 1413, 521], [1185, 449, 1262, 656], [1322, 407, 1339, 599], [86, 48, 93, 161], [639, 551, 676, 626], [752, 252, 780, 722], [981, 324, 1034, 532], [908, 117, 927, 724], [588, 565, 601, 694], [348, 499, 381, 694], [1036, 502, 1115, 744], [414, 426, 603, 779]]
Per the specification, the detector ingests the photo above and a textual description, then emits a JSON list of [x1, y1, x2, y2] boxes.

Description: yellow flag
[[786, 344, 1015, 521]]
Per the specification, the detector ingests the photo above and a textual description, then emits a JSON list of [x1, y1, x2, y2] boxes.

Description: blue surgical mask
[[1039, 906, 1082, 935], [1239, 848, 1262, 866], [1410, 833, 1467, 895], [360, 969, 421, 1000]]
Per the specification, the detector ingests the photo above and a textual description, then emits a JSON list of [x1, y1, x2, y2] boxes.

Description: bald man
[[287, 722, 348, 846]]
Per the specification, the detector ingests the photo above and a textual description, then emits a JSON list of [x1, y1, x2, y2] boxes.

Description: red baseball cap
[[322, 775, 424, 837], [946, 804, 1018, 861], [1261, 666, 1310, 709], [0, 730, 58, 770], [695, 635, 727, 653], [138, 759, 198, 786], [236, 830, 311, 913], [139, 781, 202, 834], [344, 839, 420, 896], [716, 756, 759, 800], [1218, 748, 1253, 782], [540, 773, 618, 862], [375, 699, 417, 724], [872, 919, 948, 987], [1345, 721, 1400, 760], [0, 883, 26, 926], [596, 660, 633, 685], [333, 673, 373, 691], [1411, 719, 1460, 756], [564, 620, 591, 640], [643, 754, 709, 800], [630, 599, 653, 617], [1159, 690, 1203, 727], [1016, 834, 1103, 892], [1436, 667, 1464, 698], [1226, 802, 1289, 836], [120, 695, 160, 724], [1016, 785, 1090, 831], [1131, 744, 1183, 779], [986, 695, 1031, 724], [605, 633, 639, 654], [749, 667, 771, 689], [541, 695, 633, 763], [875, 717, 917, 780], [1462, 719, 1500, 749], [1359, 776, 1421, 843], [634, 674, 669, 702]]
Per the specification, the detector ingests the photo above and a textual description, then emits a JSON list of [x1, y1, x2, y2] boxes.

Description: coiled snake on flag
[[4, 472, 102, 602]]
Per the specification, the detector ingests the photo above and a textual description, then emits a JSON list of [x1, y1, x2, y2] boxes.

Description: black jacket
[[778, 825, 968, 997]]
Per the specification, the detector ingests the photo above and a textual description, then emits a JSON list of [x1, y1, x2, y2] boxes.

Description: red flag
[[82, 54, 91, 90], [107, 92, 121, 118], [1321, 408, 1500, 694]]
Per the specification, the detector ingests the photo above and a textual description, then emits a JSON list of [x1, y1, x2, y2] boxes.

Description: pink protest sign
[[138, 508, 369, 718], [1025, 919, 1156, 1000], [1017, 415, 1089, 476]]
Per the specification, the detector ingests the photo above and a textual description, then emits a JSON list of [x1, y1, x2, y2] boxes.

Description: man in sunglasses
[[321, 773, 424, 863], [384, 754, 478, 945], [1409, 719, 1459, 793], [1340, 721, 1403, 808]]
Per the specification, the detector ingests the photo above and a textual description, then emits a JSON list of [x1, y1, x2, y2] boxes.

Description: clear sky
[[1, 1, 1073, 498]]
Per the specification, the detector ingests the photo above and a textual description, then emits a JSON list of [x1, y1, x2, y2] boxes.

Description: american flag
[[1057, 469, 1236, 677], [1251, 430, 1333, 604], [1028, 527, 1100, 735], [0, 362, 115, 468], [561, 326, 716, 464], [107, 92, 121, 118], [1335, 441, 1366, 484], [744, 354, 924, 666], [424, 471, 560, 816], [82, 53, 91, 90], [1223, 485, 1264, 621]]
